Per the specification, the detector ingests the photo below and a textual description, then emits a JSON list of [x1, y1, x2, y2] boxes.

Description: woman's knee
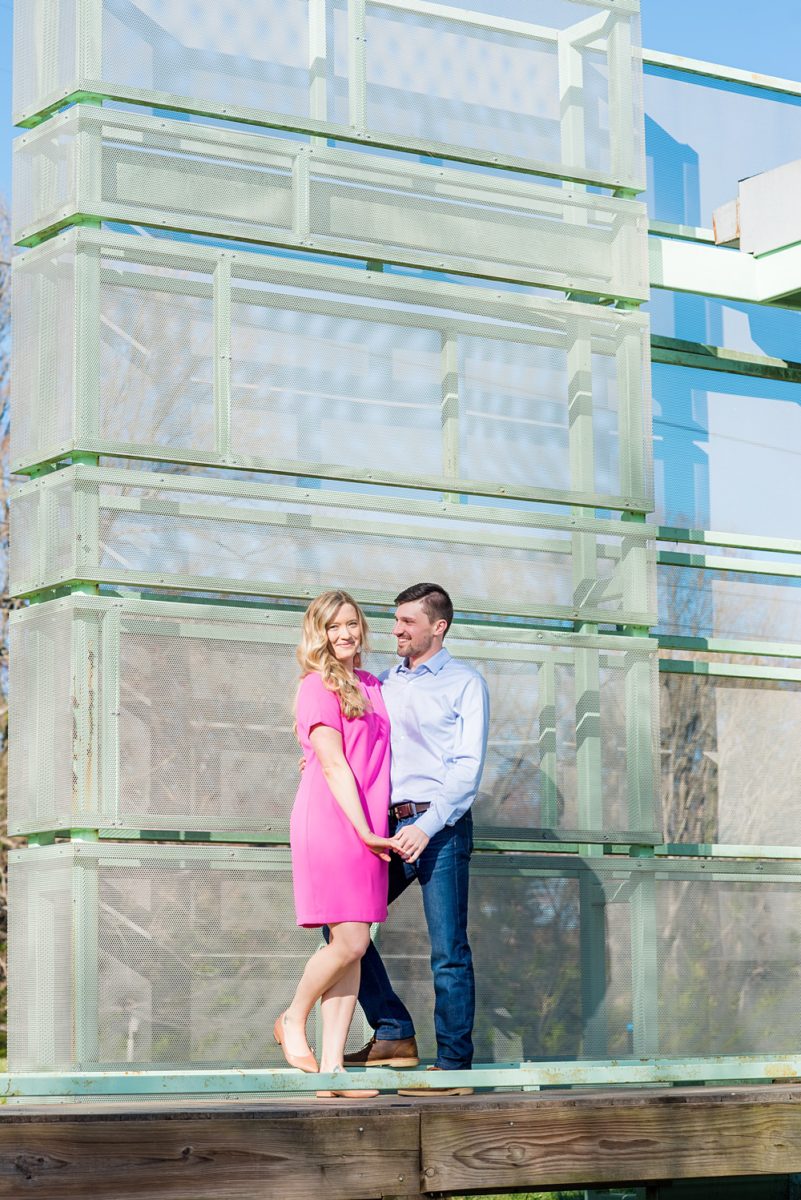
[[330, 923, 371, 961]]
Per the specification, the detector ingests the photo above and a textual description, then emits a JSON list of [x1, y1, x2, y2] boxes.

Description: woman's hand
[[361, 831, 400, 862]]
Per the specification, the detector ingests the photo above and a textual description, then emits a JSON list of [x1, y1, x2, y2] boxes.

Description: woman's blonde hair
[[296, 590, 371, 721]]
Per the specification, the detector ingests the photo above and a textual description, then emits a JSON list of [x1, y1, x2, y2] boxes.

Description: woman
[[274, 590, 396, 1098]]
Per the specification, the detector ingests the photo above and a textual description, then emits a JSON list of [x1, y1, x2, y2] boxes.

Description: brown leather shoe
[[344, 1034, 420, 1068], [397, 1065, 473, 1096]]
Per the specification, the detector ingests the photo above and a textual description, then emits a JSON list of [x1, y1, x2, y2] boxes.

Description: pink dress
[[290, 670, 391, 928]]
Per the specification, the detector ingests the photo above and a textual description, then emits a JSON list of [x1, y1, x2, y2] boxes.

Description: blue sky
[[0, 0, 800, 205]]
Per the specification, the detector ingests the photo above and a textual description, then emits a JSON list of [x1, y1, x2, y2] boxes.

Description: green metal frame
[[12, 106, 650, 302], [8, 594, 661, 845], [13, 0, 645, 191], [10, 465, 657, 625], [12, 1, 801, 1100], [5, 1053, 801, 1099], [11, 228, 653, 512]]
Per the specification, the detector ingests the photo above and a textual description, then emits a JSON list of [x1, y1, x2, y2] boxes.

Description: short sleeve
[[296, 673, 343, 742]]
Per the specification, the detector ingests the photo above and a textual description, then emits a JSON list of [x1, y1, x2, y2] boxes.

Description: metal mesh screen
[[12, 0, 79, 119], [8, 606, 75, 838], [11, 229, 653, 510], [657, 565, 801, 648], [13, 107, 649, 301], [11, 236, 76, 468], [8, 596, 659, 841], [8, 851, 75, 1071], [14, 0, 645, 189], [655, 874, 801, 1056], [14, 847, 801, 1072], [653, 362, 801, 539], [10, 467, 656, 623], [660, 667, 801, 849], [12, 116, 77, 244], [8, 844, 321, 1071], [645, 65, 801, 228]]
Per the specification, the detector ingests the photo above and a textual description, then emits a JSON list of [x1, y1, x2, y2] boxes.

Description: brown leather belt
[[390, 802, 431, 820]]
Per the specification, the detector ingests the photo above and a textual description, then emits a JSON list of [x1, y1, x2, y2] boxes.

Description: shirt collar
[[397, 647, 452, 676]]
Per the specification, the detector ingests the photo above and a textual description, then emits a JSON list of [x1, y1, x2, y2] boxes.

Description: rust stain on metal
[[85, 648, 95, 799]]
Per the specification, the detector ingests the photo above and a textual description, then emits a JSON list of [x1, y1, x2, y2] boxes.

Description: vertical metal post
[[557, 23, 586, 175], [538, 660, 559, 828], [606, 12, 636, 188], [347, 0, 367, 131], [71, 607, 100, 825], [77, 0, 104, 85], [213, 254, 232, 459], [100, 602, 122, 827], [579, 867, 608, 1057], [308, 0, 328, 124], [568, 324, 603, 846], [293, 148, 312, 243], [567, 323, 597, 622], [72, 847, 100, 1067], [29, 863, 58, 1067], [441, 333, 460, 503], [617, 317, 650, 506], [629, 856, 659, 1057], [33, 617, 58, 831], [74, 239, 101, 462]]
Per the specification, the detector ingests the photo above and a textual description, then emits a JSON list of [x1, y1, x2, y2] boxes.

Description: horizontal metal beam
[[643, 48, 801, 102], [651, 335, 801, 384], [6, 1055, 801, 1097], [649, 233, 801, 306], [658, 550, 801, 579], [658, 526, 801, 557], [657, 634, 801, 660], [659, 658, 801, 683]]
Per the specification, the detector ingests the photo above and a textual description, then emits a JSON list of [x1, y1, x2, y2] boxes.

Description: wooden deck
[[1, 1084, 801, 1198]]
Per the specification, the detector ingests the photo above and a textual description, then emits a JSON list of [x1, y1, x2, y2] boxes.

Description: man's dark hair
[[394, 582, 454, 633]]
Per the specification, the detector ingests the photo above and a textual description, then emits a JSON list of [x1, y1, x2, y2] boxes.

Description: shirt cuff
[[415, 808, 445, 839]]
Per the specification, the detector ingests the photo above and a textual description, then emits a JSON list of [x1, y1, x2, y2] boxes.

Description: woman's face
[[326, 603, 361, 667]]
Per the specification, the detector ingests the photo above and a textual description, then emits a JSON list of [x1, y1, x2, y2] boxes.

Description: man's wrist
[[414, 810, 441, 839]]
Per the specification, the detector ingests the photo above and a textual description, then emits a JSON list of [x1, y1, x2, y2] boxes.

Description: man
[[345, 582, 490, 1095]]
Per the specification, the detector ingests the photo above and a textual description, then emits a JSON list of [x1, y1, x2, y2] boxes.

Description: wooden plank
[[0, 1106, 421, 1200], [420, 1087, 801, 1193]]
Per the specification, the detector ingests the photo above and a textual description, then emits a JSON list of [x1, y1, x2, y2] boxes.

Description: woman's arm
[[309, 724, 395, 860]]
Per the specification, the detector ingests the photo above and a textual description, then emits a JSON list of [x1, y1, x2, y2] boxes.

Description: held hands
[[361, 831, 402, 863], [391, 823, 430, 864]]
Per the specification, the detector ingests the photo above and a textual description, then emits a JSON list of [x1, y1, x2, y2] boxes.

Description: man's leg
[[417, 815, 474, 1069], [353, 845, 417, 1041]]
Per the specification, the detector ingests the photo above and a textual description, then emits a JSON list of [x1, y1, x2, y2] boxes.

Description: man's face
[[392, 599, 443, 660]]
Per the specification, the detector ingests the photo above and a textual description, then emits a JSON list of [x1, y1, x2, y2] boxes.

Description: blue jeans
[[359, 812, 475, 1069]]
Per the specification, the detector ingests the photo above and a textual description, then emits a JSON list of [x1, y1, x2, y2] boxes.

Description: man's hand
[[393, 823, 430, 864]]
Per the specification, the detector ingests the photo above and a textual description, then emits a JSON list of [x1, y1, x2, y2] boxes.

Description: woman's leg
[[319, 957, 361, 1072], [282, 921, 370, 1059]]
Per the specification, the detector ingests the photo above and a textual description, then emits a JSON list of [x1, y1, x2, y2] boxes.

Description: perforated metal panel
[[12, 846, 801, 1072], [657, 564, 801, 649], [8, 844, 320, 1071], [645, 64, 801, 227], [12, 229, 654, 511], [653, 362, 801, 540], [8, 596, 659, 842], [13, 107, 649, 301], [9, 467, 656, 623], [660, 667, 801, 849], [14, 0, 645, 190]]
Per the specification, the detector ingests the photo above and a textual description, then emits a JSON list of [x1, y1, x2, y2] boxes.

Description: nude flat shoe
[[316, 1089, 379, 1099], [316, 1067, 378, 1098], [273, 1012, 319, 1073]]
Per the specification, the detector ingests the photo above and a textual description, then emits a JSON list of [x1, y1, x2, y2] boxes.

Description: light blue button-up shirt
[[380, 647, 490, 839]]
